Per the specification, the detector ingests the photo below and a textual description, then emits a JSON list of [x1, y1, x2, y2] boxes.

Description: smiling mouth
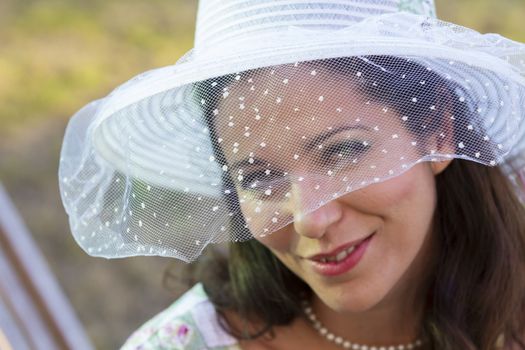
[[304, 232, 376, 277], [316, 244, 358, 263], [306, 232, 376, 263]]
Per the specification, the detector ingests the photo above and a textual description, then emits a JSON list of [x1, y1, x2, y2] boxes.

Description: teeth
[[335, 250, 348, 261], [318, 245, 357, 263]]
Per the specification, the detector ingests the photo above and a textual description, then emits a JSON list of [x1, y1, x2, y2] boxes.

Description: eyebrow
[[303, 124, 371, 151], [229, 124, 371, 171], [230, 157, 268, 172]]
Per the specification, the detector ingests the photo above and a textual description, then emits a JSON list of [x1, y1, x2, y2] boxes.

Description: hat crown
[[194, 0, 437, 49]]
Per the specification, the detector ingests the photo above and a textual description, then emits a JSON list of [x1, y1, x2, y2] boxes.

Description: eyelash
[[322, 140, 372, 161], [239, 170, 282, 190], [238, 140, 371, 192]]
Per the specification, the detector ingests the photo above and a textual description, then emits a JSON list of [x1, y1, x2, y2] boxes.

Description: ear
[[427, 90, 456, 176], [430, 158, 453, 175]]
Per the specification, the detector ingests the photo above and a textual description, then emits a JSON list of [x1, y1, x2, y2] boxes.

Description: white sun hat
[[59, 0, 525, 262]]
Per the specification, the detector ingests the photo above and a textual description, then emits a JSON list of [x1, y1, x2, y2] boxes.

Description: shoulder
[[120, 283, 241, 350]]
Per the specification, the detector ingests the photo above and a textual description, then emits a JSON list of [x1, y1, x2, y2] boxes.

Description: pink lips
[[306, 234, 372, 261], [306, 233, 375, 277]]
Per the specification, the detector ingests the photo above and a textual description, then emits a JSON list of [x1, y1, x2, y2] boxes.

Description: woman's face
[[215, 63, 449, 312]]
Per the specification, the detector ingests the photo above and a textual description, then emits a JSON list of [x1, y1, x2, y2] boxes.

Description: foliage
[[0, 0, 196, 135]]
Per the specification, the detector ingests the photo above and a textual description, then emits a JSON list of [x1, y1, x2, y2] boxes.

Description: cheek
[[355, 164, 437, 223], [344, 164, 435, 248], [369, 166, 437, 276], [254, 227, 303, 276], [388, 167, 437, 231], [254, 225, 294, 252]]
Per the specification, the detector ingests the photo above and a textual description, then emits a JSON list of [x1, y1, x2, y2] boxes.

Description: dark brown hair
[[166, 56, 525, 349]]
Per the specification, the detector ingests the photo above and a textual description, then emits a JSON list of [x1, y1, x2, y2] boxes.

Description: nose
[[289, 181, 343, 239]]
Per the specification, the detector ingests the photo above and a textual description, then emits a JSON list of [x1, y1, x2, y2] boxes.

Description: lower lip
[[307, 233, 375, 277]]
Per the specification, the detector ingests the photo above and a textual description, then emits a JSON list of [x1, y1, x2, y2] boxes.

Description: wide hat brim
[[59, 12, 525, 260]]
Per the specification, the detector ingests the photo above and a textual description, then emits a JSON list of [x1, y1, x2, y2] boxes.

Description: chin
[[313, 281, 389, 314], [330, 296, 383, 314]]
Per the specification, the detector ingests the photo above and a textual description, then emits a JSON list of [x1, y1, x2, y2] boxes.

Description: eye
[[239, 170, 282, 190], [322, 140, 371, 161]]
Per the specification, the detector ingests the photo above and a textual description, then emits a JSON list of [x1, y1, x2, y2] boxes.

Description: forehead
[[215, 63, 393, 129], [211, 62, 409, 166], [218, 63, 361, 115]]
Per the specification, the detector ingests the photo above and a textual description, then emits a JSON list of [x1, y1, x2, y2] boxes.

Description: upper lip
[[304, 232, 375, 261]]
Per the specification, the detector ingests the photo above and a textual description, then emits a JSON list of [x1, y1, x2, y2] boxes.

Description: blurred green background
[[0, 0, 523, 348]]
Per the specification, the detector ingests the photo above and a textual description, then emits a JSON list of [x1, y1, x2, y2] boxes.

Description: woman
[[58, 1, 525, 349]]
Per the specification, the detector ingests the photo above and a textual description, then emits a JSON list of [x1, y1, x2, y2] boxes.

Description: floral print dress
[[121, 282, 510, 349], [121, 283, 242, 350]]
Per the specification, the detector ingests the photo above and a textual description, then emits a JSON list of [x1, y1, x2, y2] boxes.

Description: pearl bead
[[301, 298, 425, 350]]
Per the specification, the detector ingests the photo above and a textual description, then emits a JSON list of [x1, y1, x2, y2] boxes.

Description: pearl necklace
[[301, 299, 425, 350]]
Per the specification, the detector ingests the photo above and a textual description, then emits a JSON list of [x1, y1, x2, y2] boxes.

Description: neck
[[307, 275, 432, 347]]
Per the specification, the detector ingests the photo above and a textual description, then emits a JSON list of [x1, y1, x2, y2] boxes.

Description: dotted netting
[[60, 54, 525, 262]]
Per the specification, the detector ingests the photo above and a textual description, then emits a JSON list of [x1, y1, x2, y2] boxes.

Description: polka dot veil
[[58, 5, 525, 262]]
